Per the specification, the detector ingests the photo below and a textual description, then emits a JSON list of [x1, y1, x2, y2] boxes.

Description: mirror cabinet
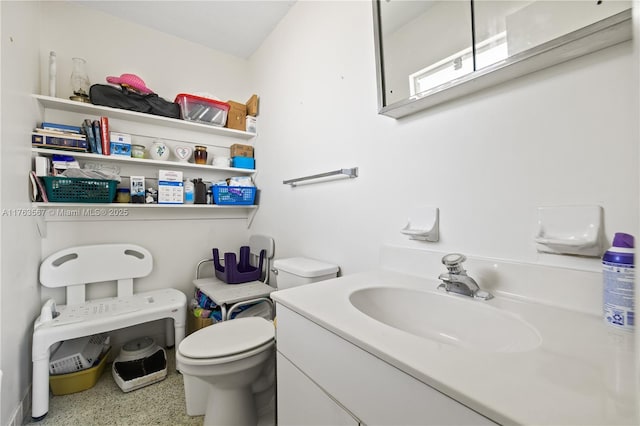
[[374, 0, 632, 118]]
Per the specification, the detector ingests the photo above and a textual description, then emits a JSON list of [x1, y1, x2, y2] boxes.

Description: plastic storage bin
[[49, 348, 111, 395], [175, 94, 230, 127], [42, 176, 118, 203], [213, 186, 256, 205], [49, 334, 109, 375], [231, 156, 255, 169], [212, 246, 266, 284]]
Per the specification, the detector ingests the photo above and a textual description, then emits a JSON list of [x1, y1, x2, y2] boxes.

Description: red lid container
[[174, 94, 230, 127]]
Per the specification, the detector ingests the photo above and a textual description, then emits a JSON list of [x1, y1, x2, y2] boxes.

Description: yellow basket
[[49, 348, 110, 396]]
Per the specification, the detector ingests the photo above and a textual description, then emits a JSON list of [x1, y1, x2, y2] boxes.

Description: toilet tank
[[273, 257, 339, 290]]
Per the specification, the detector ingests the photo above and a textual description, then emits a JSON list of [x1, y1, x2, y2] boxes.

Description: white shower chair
[[31, 243, 187, 421], [193, 235, 275, 321]]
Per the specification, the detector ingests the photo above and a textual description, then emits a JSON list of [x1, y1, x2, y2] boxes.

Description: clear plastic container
[[175, 94, 230, 127]]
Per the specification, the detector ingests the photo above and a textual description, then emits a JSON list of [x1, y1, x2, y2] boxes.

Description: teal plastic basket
[[213, 186, 256, 205], [42, 177, 118, 203]]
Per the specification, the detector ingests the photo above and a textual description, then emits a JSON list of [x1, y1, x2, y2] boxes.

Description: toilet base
[[206, 386, 256, 426], [183, 374, 209, 416]]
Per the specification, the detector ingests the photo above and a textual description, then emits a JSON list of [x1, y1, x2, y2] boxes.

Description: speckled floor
[[27, 348, 203, 426]]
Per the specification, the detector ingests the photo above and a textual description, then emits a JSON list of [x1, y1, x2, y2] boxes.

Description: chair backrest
[[249, 235, 275, 283], [39, 244, 153, 305]]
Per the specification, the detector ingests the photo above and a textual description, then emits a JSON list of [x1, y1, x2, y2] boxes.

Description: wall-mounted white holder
[[535, 205, 603, 257], [401, 207, 439, 242]]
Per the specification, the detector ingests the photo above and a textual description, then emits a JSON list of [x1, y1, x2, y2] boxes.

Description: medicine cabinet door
[[473, 0, 632, 71], [377, 0, 473, 106]]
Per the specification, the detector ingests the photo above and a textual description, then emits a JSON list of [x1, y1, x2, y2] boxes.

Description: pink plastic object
[[106, 73, 154, 94]]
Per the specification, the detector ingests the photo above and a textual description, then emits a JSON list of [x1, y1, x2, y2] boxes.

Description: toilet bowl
[[176, 317, 275, 426], [179, 257, 339, 425]]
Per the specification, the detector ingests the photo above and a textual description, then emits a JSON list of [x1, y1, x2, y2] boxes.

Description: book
[[41, 122, 82, 134], [92, 120, 102, 155], [30, 171, 49, 202], [99, 116, 110, 155], [28, 171, 38, 201], [82, 119, 97, 153], [32, 133, 88, 151], [34, 128, 86, 140]]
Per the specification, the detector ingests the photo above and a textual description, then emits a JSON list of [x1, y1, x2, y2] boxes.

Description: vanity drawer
[[275, 304, 496, 426]]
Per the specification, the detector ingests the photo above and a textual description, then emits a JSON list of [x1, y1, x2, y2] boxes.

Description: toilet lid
[[180, 317, 274, 359]]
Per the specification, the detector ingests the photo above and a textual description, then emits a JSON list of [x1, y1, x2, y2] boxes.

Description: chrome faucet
[[437, 253, 493, 300]]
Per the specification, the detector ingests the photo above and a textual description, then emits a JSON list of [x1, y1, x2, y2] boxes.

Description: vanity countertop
[[271, 269, 637, 425]]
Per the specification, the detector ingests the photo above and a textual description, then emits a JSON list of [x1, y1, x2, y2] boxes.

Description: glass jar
[[194, 146, 208, 165], [131, 144, 145, 159], [116, 188, 131, 203], [69, 57, 90, 102]]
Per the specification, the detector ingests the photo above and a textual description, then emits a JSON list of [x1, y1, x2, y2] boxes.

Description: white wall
[[1, 2, 43, 424], [250, 1, 638, 278], [633, 0, 640, 411], [1, 1, 258, 422], [0, 0, 637, 423], [39, 2, 254, 105], [36, 1, 255, 299]]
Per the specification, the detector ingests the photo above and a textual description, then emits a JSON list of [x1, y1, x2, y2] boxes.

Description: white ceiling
[[75, 1, 297, 59]]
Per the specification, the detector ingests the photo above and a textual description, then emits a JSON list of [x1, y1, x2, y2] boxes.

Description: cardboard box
[[158, 170, 184, 204], [110, 132, 131, 144], [226, 100, 247, 131], [230, 144, 254, 158], [187, 313, 214, 335], [158, 170, 183, 182], [246, 94, 259, 116], [246, 116, 257, 134], [130, 176, 145, 204], [109, 132, 132, 157]]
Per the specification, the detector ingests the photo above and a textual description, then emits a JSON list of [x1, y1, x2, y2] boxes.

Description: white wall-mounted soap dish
[[535, 205, 604, 257], [401, 207, 439, 242]]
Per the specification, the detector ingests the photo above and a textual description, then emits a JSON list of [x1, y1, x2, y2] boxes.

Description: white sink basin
[[349, 287, 541, 353]]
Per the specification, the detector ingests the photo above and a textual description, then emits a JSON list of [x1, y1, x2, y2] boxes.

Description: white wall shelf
[[30, 202, 258, 237], [33, 95, 256, 140], [31, 202, 257, 221], [32, 148, 255, 175], [32, 202, 258, 209], [31, 93, 259, 230]]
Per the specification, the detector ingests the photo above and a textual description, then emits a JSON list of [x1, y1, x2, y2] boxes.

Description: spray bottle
[[603, 232, 635, 330]]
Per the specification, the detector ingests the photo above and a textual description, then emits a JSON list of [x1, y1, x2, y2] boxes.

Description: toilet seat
[[179, 317, 274, 360]]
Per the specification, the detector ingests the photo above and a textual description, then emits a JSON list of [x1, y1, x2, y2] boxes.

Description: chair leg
[[32, 355, 50, 420]]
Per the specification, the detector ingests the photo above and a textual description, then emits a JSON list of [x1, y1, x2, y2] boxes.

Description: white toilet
[[176, 257, 339, 426]]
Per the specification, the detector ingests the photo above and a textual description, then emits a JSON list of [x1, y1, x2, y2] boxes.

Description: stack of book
[[32, 117, 112, 155], [32, 122, 88, 152], [81, 117, 110, 155]]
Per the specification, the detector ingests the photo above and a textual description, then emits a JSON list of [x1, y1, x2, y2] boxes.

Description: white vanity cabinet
[[275, 304, 497, 426], [31, 95, 257, 222], [277, 352, 360, 426]]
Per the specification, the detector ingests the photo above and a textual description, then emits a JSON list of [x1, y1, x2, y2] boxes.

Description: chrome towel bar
[[283, 167, 358, 187]]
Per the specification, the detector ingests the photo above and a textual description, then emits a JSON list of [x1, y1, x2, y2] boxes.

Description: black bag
[[89, 84, 181, 119]]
